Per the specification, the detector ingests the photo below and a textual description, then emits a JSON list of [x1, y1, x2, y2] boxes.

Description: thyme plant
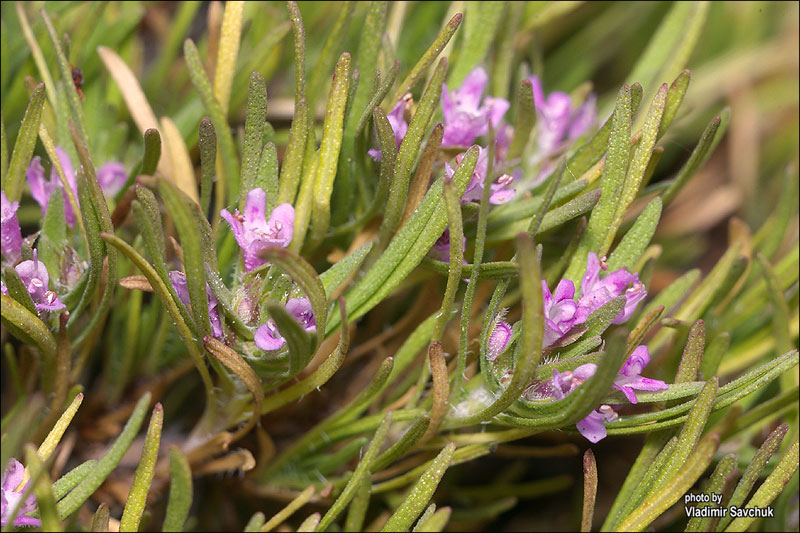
[[1, 1, 798, 531]]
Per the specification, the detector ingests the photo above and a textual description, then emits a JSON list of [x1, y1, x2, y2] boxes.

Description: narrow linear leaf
[[120, 403, 164, 532], [162, 447, 192, 532]]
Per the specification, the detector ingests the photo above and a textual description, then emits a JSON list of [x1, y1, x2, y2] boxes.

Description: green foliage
[[0, 2, 797, 532]]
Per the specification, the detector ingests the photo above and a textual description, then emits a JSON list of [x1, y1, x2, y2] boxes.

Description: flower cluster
[[440, 67, 509, 148], [486, 252, 656, 442], [1, 459, 39, 528], [221, 188, 295, 272], [489, 252, 646, 360], [26, 147, 127, 227], [527, 75, 596, 184], [547, 345, 667, 442]]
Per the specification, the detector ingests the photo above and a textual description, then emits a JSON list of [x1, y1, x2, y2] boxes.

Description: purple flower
[[576, 405, 618, 443], [487, 321, 512, 361], [96, 162, 128, 196], [431, 228, 467, 262], [445, 147, 516, 205], [26, 148, 128, 227], [254, 297, 316, 351], [528, 75, 596, 156], [221, 188, 295, 272], [579, 253, 646, 324], [1, 191, 22, 264], [542, 279, 585, 348], [169, 271, 223, 338], [543, 344, 667, 442], [368, 99, 409, 161], [613, 345, 668, 404], [1, 459, 40, 527], [14, 252, 65, 314], [441, 67, 509, 148]]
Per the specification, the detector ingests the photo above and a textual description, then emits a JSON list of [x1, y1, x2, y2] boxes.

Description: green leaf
[[309, 53, 351, 247], [25, 446, 61, 532], [724, 441, 799, 532], [5, 82, 44, 201], [616, 433, 719, 532], [328, 147, 477, 334], [277, 99, 309, 205], [183, 38, 240, 205], [320, 242, 373, 300], [0, 293, 57, 361], [57, 393, 152, 519], [349, 1, 388, 127], [287, 1, 306, 103], [256, 142, 279, 213], [162, 447, 193, 532], [392, 13, 462, 102], [120, 403, 163, 532], [658, 70, 690, 138], [433, 178, 465, 342], [240, 72, 268, 207], [684, 453, 737, 532], [381, 442, 456, 532], [717, 424, 788, 531], [450, 2, 504, 85], [52, 460, 96, 501], [158, 178, 213, 338], [626, 1, 709, 129], [262, 486, 315, 532], [607, 196, 662, 272], [662, 109, 728, 205], [376, 58, 448, 256], [507, 78, 536, 161], [318, 412, 394, 531], [564, 83, 633, 284], [307, 2, 355, 105], [198, 118, 216, 217]]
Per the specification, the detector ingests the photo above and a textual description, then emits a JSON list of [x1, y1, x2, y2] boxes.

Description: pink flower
[[528, 75, 596, 157], [542, 279, 585, 348], [1, 459, 40, 527], [444, 147, 516, 205], [26, 147, 127, 227], [14, 251, 65, 314], [441, 67, 509, 148], [576, 405, 618, 444], [220, 188, 295, 272], [1, 192, 22, 264], [579, 253, 646, 325], [368, 99, 409, 161], [544, 345, 667, 442], [613, 345, 668, 404], [169, 271, 223, 338], [255, 297, 316, 351]]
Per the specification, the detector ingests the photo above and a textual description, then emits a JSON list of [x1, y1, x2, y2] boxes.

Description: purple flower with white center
[[613, 345, 668, 404], [26, 147, 127, 227], [528, 75, 596, 157], [169, 271, 223, 338], [368, 98, 410, 161], [576, 405, 619, 443], [254, 297, 316, 351], [441, 67, 510, 148], [1, 459, 40, 527], [221, 188, 295, 272], [14, 252, 65, 314], [1, 192, 22, 264], [487, 321, 512, 361], [445, 146, 516, 205], [542, 279, 586, 348], [579, 253, 646, 324]]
